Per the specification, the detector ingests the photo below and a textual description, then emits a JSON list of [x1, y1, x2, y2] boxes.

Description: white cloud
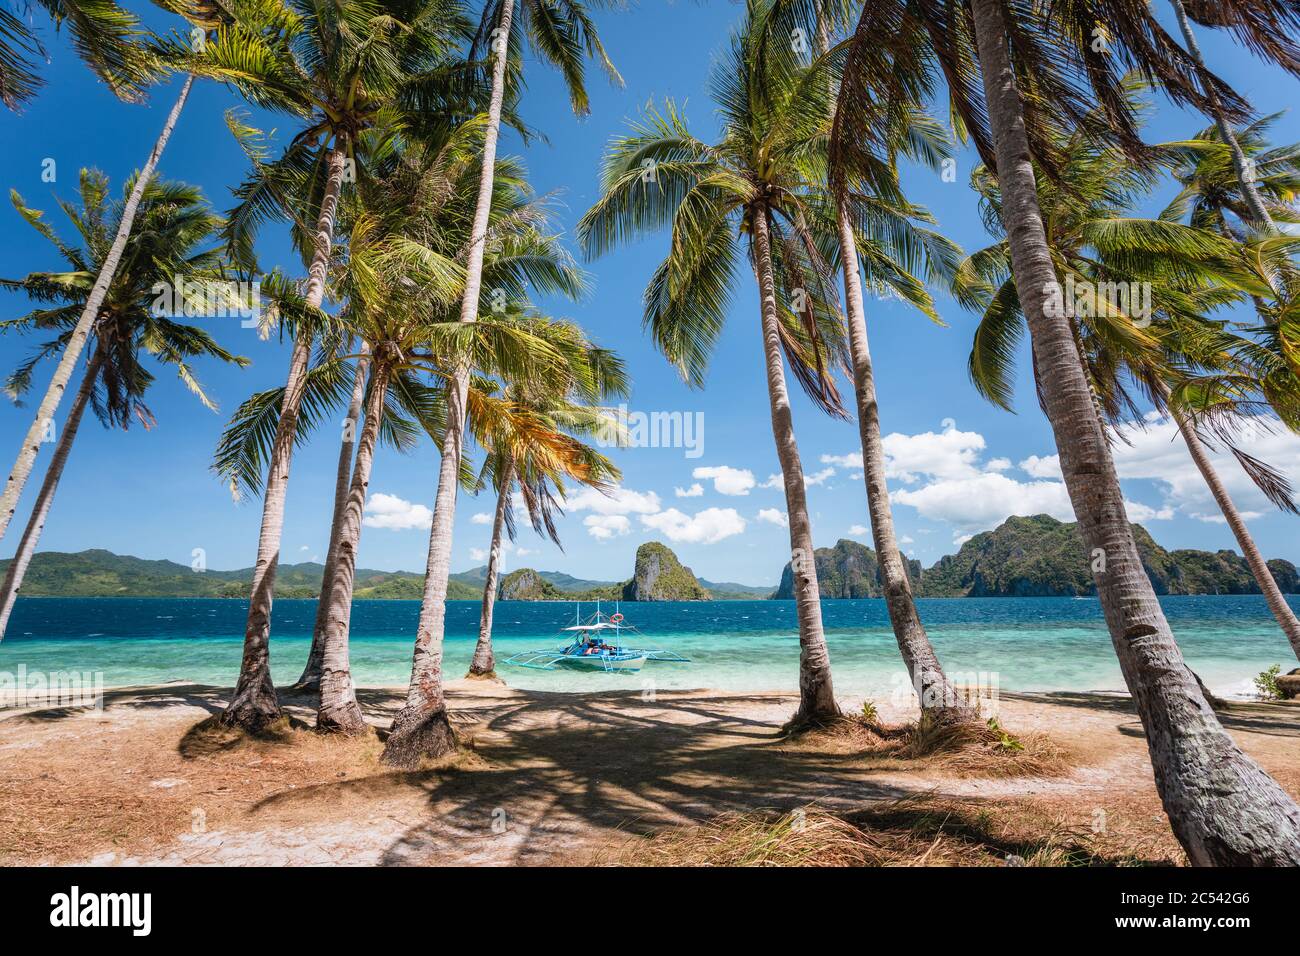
[[584, 515, 631, 540], [849, 524, 870, 536], [899, 535, 914, 545], [881, 426, 987, 483], [470, 547, 489, 562], [363, 493, 433, 530], [987, 458, 1012, 472], [299, 545, 309, 552], [761, 473, 783, 490], [641, 507, 746, 544], [563, 485, 662, 516], [1019, 454, 1062, 479], [471, 512, 493, 525], [821, 452, 863, 469], [757, 508, 788, 528], [804, 467, 835, 487], [693, 465, 756, 496], [893, 473, 1075, 532], [1193, 510, 1263, 525], [675, 483, 704, 498], [1123, 500, 1175, 522]]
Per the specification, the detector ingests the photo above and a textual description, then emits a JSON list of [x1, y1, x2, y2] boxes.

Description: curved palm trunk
[[836, 207, 971, 720], [317, 363, 389, 734], [0, 349, 104, 640], [0, 75, 193, 543], [467, 456, 514, 678], [295, 342, 371, 693], [1174, 412, 1300, 659], [971, 0, 1300, 864], [1168, 0, 1275, 230], [382, 0, 515, 766], [222, 145, 348, 732], [752, 204, 838, 726]]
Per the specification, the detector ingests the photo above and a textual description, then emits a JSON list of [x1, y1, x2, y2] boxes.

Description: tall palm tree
[[772, 0, 973, 722], [1166, 0, 1289, 230], [381, 0, 619, 766], [191, 0, 470, 730], [0, 172, 248, 638], [956, 90, 1300, 659], [465, 319, 625, 679], [834, 0, 1300, 863], [579, 5, 852, 727]]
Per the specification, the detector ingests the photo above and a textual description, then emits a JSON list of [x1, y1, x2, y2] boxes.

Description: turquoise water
[[0, 596, 1294, 701]]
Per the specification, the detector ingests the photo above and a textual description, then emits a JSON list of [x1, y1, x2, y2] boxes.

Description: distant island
[[6, 515, 1297, 601], [774, 514, 1300, 598]]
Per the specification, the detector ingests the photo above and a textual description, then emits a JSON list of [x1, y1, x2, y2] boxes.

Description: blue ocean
[[0, 595, 1294, 701]]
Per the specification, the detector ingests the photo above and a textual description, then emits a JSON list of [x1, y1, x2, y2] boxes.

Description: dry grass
[[598, 800, 1170, 867], [782, 712, 1071, 778]]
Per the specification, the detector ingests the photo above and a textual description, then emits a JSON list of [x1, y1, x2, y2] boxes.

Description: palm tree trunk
[[751, 203, 838, 726], [0, 74, 193, 543], [1168, 0, 1275, 230], [467, 456, 514, 678], [295, 342, 371, 693], [382, 0, 515, 766], [381, 375, 466, 767], [221, 144, 347, 732], [836, 206, 971, 720], [0, 349, 104, 640], [317, 362, 389, 734], [1174, 411, 1300, 659], [971, 0, 1300, 864]]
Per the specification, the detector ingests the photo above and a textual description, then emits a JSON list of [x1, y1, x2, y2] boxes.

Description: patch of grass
[[898, 713, 1070, 778], [598, 800, 1164, 867]]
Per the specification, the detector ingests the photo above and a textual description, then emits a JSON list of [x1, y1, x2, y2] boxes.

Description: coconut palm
[[186, 0, 473, 730], [768, 0, 973, 722], [0, 171, 248, 638], [380, 0, 619, 766], [578, 4, 853, 727], [834, 0, 1300, 863], [465, 319, 626, 679], [0, 0, 151, 110], [956, 94, 1300, 658]]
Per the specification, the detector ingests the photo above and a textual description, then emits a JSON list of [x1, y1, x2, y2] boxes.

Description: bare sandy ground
[[1, 681, 1297, 866]]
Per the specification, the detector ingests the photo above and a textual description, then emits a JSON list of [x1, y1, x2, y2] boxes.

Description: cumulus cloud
[[1019, 455, 1062, 479], [893, 473, 1076, 532], [881, 426, 987, 483], [675, 483, 704, 498], [470, 512, 492, 525], [584, 515, 631, 540], [641, 507, 746, 544], [821, 452, 863, 469], [563, 485, 662, 516], [849, 524, 869, 536], [804, 467, 835, 487], [693, 465, 756, 496], [363, 493, 433, 530], [756, 508, 788, 528]]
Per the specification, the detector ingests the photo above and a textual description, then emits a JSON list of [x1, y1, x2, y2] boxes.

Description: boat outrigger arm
[[503, 601, 690, 673]]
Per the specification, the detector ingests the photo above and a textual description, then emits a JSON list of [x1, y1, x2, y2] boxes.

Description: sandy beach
[[2, 682, 1297, 866]]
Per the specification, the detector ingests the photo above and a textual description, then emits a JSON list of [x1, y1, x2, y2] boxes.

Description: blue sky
[[3, 1, 1300, 588]]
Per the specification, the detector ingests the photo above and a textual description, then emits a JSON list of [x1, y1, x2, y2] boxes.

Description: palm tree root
[[219, 674, 282, 734], [380, 706, 457, 769], [316, 700, 371, 736]]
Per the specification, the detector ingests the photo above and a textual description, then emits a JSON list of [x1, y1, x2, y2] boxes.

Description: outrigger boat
[[503, 602, 690, 674]]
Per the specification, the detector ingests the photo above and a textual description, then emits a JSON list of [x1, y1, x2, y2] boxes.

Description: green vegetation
[[779, 515, 1300, 599], [1255, 665, 1284, 702], [622, 542, 710, 602]]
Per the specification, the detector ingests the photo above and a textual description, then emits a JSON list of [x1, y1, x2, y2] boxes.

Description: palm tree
[[192, 0, 470, 730], [579, 5, 853, 727], [774, 0, 974, 722], [1166, 0, 1281, 230], [834, 0, 1300, 863], [0, 171, 248, 638], [465, 319, 625, 679], [957, 90, 1300, 660], [380, 0, 619, 766], [0, 0, 151, 110]]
